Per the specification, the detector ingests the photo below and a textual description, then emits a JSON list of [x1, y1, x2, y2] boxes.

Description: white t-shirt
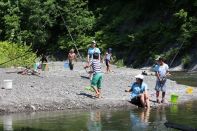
[[157, 63, 169, 78]]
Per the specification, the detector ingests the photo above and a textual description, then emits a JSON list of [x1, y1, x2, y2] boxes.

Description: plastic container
[[3, 80, 12, 89], [42, 63, 48, 71], [33, 63, 37, 71], [64, 62, 69, 68], [186, 87, 193, 94], [171, 94, 179, 104]]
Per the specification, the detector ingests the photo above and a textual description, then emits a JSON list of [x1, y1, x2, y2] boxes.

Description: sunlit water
[[0, 101, 197, 131], [169, 71, 197, 87]]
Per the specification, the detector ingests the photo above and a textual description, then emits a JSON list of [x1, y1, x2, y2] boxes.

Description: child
[[125, 74, 150, 108], [68, 49, 77, 70], [154, 57, 170, 103], [84, 53, 103, 98], [103, 48, 113, 73]]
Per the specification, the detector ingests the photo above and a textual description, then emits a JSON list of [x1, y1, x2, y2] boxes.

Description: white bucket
[[3, 80, 12, 89]]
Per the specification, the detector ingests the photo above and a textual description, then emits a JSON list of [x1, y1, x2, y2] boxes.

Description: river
[[0, 100, 196, 131]]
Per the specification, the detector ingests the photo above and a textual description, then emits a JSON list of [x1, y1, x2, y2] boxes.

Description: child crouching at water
[[125, 74, 150, 108], [84, 53, 103, 98]]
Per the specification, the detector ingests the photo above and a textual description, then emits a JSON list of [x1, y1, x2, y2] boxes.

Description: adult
[[155, 57, 170, 103], [87, 40, 101, 79], [87, 40, 101, 63], [125, 74, 150, 108]]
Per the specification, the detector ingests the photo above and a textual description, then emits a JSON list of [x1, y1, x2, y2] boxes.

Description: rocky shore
[[0, 62, 196, 113]]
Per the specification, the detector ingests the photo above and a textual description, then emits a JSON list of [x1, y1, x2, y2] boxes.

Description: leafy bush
[[0, 41, 37, 68], [182, 55, 191, 69], [114, 59, 124, 68]]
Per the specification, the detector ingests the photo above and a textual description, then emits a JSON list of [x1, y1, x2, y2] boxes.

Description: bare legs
[[140, 93, 150, 108], [106, 61, 111, 73], [92, 86, 101, 98], [156, 91, 166, 103]]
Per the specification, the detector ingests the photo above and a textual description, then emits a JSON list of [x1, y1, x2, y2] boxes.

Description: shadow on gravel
[[80, 75, 89, 80], [77, 92, 95, 99], [149, 99, 157, 103]]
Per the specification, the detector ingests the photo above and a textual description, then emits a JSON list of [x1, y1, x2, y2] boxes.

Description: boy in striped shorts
[[84, 53, 103, 98]]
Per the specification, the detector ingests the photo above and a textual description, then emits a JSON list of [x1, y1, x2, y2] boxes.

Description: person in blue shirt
[[87, 40, 101, 79], [125, 74, 150, 108], [87, 40, 101, 63]]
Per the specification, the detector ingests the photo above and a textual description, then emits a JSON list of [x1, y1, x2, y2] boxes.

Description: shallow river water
[[0, 100, 196, 131]]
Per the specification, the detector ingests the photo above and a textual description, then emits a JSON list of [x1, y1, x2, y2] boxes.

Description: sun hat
[[92, 40, 96, 44], [155, 55, 161, 61], [135, 74, 144, 80]]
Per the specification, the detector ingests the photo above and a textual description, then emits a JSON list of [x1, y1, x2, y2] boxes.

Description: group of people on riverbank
[[68, 40, 170, 108]]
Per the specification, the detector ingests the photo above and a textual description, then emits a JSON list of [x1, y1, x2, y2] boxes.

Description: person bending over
[[125, 74, 150, 108]]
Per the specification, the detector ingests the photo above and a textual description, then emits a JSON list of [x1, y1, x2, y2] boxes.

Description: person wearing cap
[[125, 74, 150, 108], [87, 40, 101, 63], [87, 40, 101, 79], [84, 53, 103, 98], [103, 48, 113, 73], [68, 49, 77, 70], [154, 57, 170, 103]]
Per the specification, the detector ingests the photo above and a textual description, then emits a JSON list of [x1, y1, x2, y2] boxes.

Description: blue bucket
[[64, 62, 69, 68]]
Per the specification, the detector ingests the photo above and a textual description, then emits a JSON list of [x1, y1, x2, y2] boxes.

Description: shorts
[[155, 78, 167, 92], [91, 73, 103, 89], [105, 59, 110, 67], [69, 60, 74, 70], [130, 96, 143, 107]]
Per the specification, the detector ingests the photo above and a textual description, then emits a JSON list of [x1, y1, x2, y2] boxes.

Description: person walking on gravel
[[68, 49, 77, 70], [84, 53, 103, 98], [103, 48, 113, 73]]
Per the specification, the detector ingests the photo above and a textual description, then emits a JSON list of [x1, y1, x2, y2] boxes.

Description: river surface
[[0, 100, 197, 131], [169, 71, 197, 87]]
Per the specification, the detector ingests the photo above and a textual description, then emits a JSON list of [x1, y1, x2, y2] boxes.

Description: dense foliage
[[0, 41, 36, 67], [0, 0, 196, 67]]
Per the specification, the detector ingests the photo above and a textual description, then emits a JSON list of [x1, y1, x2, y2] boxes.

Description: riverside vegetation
[[0, 0, 196, 68]]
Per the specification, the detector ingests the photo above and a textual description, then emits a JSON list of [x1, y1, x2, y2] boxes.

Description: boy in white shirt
[[155, 57, 170, 103]]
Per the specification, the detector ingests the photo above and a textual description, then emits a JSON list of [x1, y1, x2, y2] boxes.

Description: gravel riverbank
[[0, 62, 196, 113]]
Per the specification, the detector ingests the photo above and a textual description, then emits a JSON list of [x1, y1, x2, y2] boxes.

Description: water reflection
[[3, 115, 13, 131], [130, 108, 150, 130], [0, 101, 196, 131], [87, 111, 102, 131]]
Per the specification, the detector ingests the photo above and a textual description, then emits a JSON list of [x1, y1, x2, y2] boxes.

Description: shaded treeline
[[0, 0, 196, 67]]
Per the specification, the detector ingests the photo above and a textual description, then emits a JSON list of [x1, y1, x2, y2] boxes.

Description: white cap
[[135, 74, 144, 80], [92, 40, 96, 44]]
